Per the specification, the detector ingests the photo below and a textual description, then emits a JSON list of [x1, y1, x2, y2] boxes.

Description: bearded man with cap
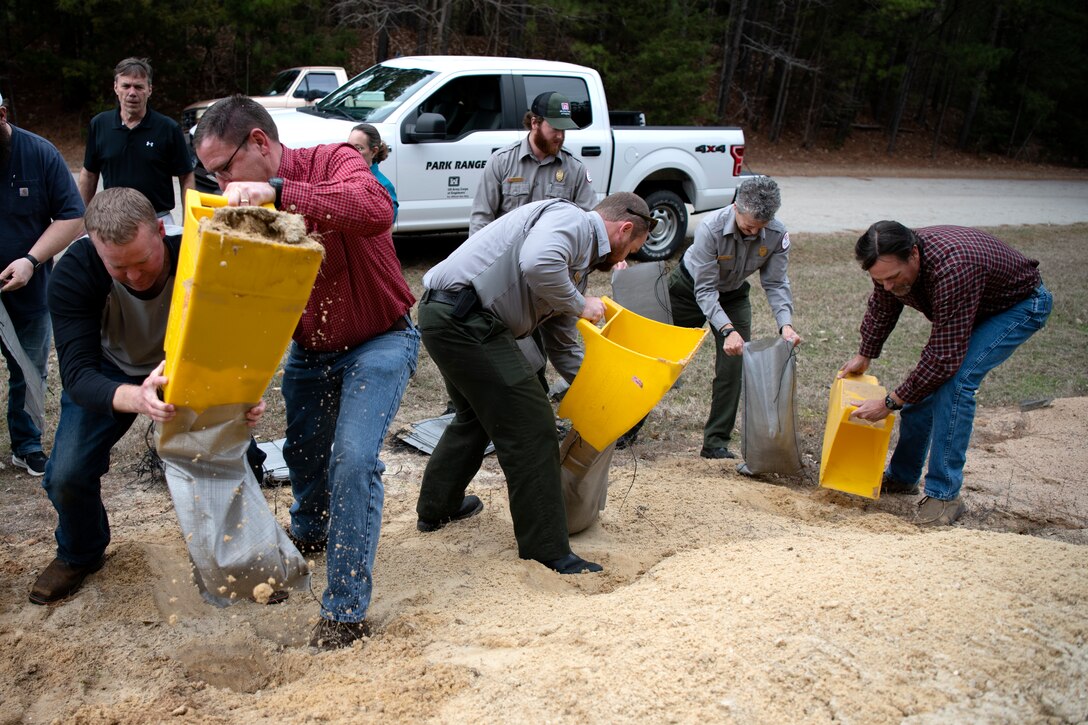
[[468, 91, 597, 235]]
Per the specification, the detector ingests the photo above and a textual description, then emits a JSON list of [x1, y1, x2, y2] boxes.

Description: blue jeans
[[887, 285, 1052, 501], [282, 323, 419, 624], [0, 307, 51, 456], [43, 363, 141, 566]]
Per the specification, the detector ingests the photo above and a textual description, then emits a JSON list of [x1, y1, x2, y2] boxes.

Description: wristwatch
[[23, 253, 41, 271], [720, 324, 736, 336], [268, 177, 284, 209], [884, 394, 904, 411]]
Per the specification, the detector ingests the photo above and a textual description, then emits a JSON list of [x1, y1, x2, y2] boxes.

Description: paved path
[[84, 173, 1088, 237], [693, 177, 1088, 235]]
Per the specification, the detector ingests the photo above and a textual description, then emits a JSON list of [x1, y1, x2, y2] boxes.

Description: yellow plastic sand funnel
[[558, 297, 707, 451], [819, 374, 897, 499], [163, 190, 324, 411]]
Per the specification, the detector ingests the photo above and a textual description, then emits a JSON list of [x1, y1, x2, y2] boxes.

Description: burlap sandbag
[[560, 429, 616, 534]]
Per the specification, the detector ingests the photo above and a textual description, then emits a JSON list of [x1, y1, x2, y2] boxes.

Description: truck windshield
[[315, 64, 436, 122], [262, 70, 300, 97]]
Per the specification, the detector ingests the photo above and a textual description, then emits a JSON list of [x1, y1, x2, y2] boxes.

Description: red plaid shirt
[[859, 225, 1042, 403], [277, 144, 415, 351]]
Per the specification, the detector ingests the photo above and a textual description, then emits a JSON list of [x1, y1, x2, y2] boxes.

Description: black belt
[[386, 315, 411, 332], [423, 287, 481, 320], [678, 259, 693, 281]]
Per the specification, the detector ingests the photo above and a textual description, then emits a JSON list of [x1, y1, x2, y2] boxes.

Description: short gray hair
[[734, 176, 781, 221], [114, 57, 153, 84]]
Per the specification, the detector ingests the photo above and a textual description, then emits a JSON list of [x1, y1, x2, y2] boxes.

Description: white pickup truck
[[183, 66, 348, 131], [265, 56, 746, 260]]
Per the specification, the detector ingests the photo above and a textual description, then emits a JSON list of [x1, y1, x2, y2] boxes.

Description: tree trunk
[[930, 66, 956, 159], [770, 0, 806, 143], [958, 1, 1003, 150], [716, 0, 750, 120], [376, 24, 390, 63]]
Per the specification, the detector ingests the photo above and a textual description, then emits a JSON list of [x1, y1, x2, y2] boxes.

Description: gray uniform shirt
[[425, 199, 610, 382], [100, 277, 175, 376], [468, 137, 597, 236], [682, 204, 794, 333]]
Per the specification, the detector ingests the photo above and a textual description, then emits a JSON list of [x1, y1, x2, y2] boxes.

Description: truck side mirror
[[304, 88, 326, 102], [411, 112, 447, 142]]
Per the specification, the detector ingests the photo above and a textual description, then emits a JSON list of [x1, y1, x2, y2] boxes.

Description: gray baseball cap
[[530, 92, 579, 130]]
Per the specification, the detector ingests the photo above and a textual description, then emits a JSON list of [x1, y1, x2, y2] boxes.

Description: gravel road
[[694, 177, 1088, 234], [101, 173, 1088, 238]]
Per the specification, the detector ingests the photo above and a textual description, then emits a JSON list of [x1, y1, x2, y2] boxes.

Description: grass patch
[[585, 222, 1088, 457], [1, 224, 1084, 469]]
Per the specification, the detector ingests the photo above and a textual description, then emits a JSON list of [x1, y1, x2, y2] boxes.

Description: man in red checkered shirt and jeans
[[840, 221, 1051, 526], [195, 96, 419, 649]]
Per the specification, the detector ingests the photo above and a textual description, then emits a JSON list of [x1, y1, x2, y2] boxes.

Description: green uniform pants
[[668, 264, 752, 449], [415, 298, 571, 561]]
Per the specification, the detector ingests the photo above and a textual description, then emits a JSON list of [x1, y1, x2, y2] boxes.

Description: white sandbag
[[156, 404, 309, 606]]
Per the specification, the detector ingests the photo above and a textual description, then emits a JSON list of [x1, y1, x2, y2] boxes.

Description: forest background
[[1, 0, 1086, 166]]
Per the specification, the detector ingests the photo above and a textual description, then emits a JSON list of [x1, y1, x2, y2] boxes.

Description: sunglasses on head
[[626, 207, 658, 232]]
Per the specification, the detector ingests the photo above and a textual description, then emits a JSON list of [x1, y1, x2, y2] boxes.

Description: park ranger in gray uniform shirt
[[468, 91, 597, 236], [669, 176, 802, 460], [414, 193, 652, 575]]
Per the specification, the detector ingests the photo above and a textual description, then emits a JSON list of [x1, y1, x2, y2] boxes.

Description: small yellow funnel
[[819, 374, 896, 499], [558, 297, 707, 451], [163, 190, 324, 411]]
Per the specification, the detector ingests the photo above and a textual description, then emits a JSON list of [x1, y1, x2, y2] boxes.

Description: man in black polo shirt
[[78, 57, 194, 222]]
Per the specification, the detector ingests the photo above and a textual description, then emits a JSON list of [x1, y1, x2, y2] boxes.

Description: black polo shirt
[[82, 106, 194, 214]]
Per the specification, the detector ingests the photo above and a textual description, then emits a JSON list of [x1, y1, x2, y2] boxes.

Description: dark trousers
[[415, 299, 571, 561], [668, 264, 752, 448]]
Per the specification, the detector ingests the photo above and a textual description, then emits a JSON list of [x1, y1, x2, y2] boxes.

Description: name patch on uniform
[[507, 177, 524, 183]]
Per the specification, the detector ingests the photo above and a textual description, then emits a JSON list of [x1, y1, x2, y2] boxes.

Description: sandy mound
[[0, 400, 1085, 722]]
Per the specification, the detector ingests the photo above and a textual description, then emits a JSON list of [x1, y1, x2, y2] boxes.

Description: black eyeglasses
[[210, 134, 249, 179], [627, 207, 659, 232]]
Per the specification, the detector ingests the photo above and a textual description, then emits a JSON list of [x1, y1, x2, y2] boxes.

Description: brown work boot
[[881, 472, 920, 495], [309, 618, 371, 650], [915, 496, 966, 527], [29, 556, 105, 605]]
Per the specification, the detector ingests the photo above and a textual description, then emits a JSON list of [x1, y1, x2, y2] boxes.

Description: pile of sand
[[0, 400, 1085, 722]]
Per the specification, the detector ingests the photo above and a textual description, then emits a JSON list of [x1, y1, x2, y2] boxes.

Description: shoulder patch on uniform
[[586, 170, 593, 183], [782, 232, 791, 250]]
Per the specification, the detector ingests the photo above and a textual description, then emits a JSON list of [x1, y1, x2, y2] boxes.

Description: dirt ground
[[0, 396, 1085, 723], [1, 136, 1085, 722]]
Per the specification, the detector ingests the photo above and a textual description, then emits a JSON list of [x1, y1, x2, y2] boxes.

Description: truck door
[[395, 74, 521, 232], [518, 74, 611, 203]]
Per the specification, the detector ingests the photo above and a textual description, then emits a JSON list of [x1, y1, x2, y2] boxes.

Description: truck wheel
[[634, 190, 687, 261]]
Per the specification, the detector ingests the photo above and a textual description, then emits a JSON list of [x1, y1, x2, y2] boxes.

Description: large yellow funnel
[[558, 297, 707, 451], [163, 190, 324, 411], [819, 374, 896, 499]]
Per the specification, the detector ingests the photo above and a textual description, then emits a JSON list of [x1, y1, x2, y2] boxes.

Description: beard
[[0, 127, 11, 169], [530, 126, 563, 158]]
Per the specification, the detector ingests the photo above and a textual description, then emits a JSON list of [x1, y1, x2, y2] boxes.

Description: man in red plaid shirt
[[840, 221, 1051, 526], [195, 96, 419, 649]]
